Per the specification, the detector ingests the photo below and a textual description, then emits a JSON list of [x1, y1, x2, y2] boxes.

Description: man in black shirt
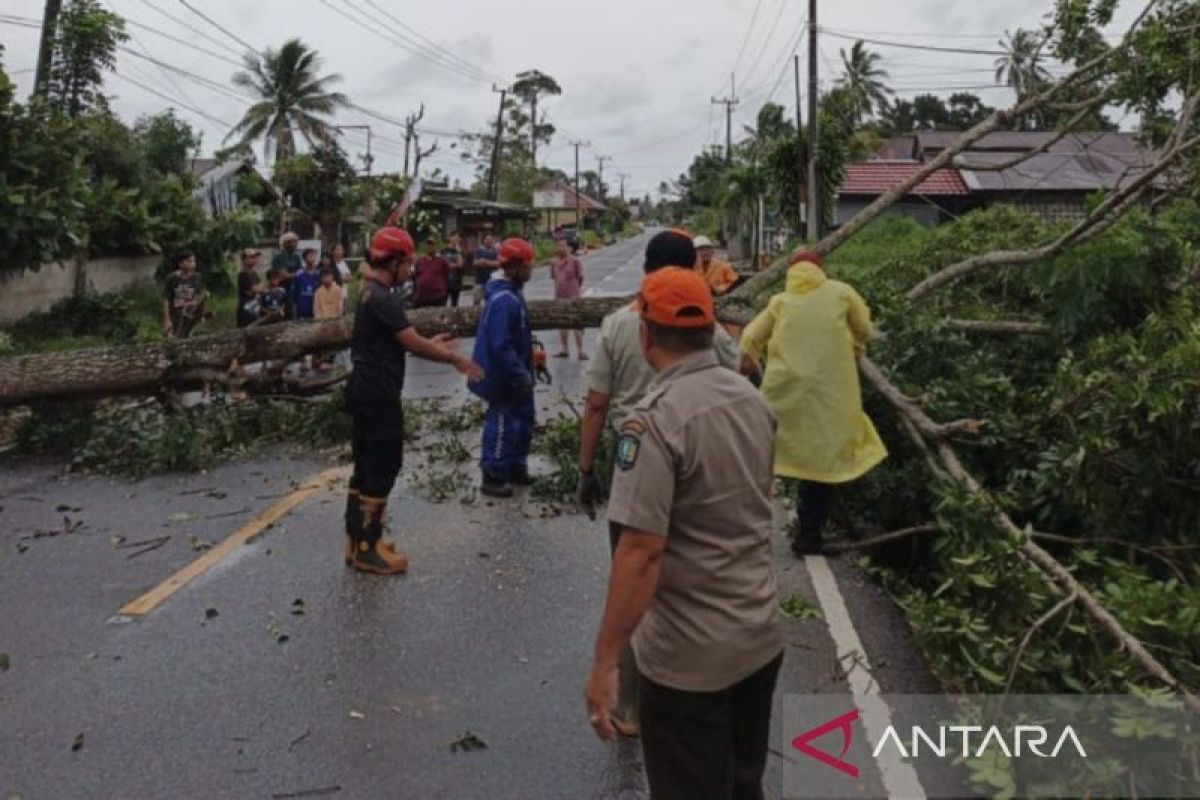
[[236, 248, 263, 328], [162, 251, 208, 338], [345, 225, 484, 575]]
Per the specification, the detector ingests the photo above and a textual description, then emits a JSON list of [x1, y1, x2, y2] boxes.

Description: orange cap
[[639, 267, 715, 328]]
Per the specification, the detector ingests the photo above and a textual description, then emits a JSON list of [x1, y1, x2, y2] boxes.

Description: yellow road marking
[[118, 465, 350, 617]]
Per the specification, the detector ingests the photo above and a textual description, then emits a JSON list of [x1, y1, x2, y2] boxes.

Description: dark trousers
[[446, 288, 461, 307], [639, 652, 784, 800], [480, 394, 535, 481], [348, 379, 405, 502], [797, 480, 834, 544]]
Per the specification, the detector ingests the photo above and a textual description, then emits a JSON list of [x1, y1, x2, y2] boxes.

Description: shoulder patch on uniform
[[615, 431, 642, 471]]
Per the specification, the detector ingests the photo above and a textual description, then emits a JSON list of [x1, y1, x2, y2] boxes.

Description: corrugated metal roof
[[840, 161, 968, 197], [956, 149, 1157, 192], [917, 131, 1146, 158]]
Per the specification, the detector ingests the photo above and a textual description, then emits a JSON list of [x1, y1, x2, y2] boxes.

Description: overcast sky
[[1, 0, 1141, 198]]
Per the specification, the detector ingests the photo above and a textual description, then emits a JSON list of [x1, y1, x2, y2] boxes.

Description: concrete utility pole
[[488, 85, 507, 201], [794, 53, 804, 231], [596, 155, 611, 205], [569, 139, 590, 229], [34, 0, 62, 100], [806, 0, 821, 240], [618, 172, 629, 202], [711, 73, 740, 164]]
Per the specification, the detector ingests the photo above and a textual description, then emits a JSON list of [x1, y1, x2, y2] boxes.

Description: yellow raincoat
[[741, 261, 887, 483]]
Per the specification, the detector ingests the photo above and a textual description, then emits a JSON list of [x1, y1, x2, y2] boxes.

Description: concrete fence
[[0, 254, 162, 324]]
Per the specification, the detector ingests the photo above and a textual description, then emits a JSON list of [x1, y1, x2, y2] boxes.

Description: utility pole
[[34, 0, 62, 100], [794, 53, 804, 232], [618, 172, 629, 202], [402, 103, 425, 179], [806, 0, 820, 240], [711, 73, 740, 165], [487, 85, 507, 201], [569, 139, 590, 231], [596, 155, 611, 205]]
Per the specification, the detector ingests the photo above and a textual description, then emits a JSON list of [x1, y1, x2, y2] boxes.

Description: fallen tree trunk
[[0, 297, 630, 407]]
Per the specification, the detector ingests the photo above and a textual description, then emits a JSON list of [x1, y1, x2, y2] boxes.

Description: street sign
[[533, 190, 565, 209]]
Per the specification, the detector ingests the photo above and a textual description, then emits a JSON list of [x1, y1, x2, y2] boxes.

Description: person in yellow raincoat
[[740, 250, 887, 556]]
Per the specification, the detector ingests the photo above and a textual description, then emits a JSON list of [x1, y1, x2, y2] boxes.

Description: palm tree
[[995, 29, 1052, 100], [837, 41, 893, 124], [226, 39, 349, 165]]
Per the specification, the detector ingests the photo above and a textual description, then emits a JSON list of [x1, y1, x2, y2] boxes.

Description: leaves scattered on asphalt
[[349, 710, 365, 720], [779, 594, 823, 621], [70, 733, 84, 752], [449, 731, 488, 753], [205, 608, 219, 620], [291, 598, 306, 616], [189, 535, 213, 552], [169, 512, 200, 524], [0, 653, 10, 672]]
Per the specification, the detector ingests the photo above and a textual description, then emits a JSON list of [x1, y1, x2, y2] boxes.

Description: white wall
[[0, 255, 161, 323]]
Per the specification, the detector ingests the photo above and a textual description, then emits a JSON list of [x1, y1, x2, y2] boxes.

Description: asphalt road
[[0, 232, 944, 799]]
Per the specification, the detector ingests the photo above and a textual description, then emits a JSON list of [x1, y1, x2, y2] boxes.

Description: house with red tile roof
[[843, 132, 1162, 227]]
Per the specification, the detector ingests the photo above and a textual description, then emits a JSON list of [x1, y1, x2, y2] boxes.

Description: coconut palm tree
[[837, 41, 893, 124], [226, 39, 349, 165], [995, 29, 1052, 100]]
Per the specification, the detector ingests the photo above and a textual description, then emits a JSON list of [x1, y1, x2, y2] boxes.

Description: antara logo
[[791, 709, 861, 778], [873, 724, 1088, 759], [791, 708, 1089, 779]]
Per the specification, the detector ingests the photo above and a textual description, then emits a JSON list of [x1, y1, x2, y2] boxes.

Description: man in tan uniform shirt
[[584, 267, 782, 800], [576, 229, 743, 737]]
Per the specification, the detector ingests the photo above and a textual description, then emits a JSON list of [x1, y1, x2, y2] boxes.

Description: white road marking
[[804, 555, 927, 800]]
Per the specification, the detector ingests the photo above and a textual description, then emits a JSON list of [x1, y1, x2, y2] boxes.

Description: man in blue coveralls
[[468, 238, 537, 498]]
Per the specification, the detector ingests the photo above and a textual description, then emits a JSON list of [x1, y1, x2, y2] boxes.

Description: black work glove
[[576, 470, 605, 520]]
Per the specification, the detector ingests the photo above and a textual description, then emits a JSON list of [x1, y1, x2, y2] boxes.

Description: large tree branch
[[859, 355, 1200, 710]]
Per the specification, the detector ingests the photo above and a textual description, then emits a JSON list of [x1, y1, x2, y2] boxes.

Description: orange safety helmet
[[498, 237, 535, 264], [368, 227, 415, 263]]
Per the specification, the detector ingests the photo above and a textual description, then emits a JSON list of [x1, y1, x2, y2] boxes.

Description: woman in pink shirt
[[550, 238, 586, 359]]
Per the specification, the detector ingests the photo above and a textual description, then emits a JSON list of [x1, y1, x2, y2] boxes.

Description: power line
[[129, 0, 244, 60], [820, 28, 1008, 56], [119, 16, 243, 67], [822, 25, 1004, 40], [106, 66, 234, 129], [739, 0, 793, 90], [104, 2, 199, 109], [175, 0, 258, 54], [728, 0, 765, 83], [356, 0, 502, 83], [321, 0, 489, 86]]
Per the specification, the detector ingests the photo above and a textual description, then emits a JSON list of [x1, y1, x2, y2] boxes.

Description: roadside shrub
[[9, 292, 138, 343]]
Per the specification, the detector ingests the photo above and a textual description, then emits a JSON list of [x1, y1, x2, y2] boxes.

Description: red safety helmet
[[498, 237, 535, 264], [368, 227, 415, 263]]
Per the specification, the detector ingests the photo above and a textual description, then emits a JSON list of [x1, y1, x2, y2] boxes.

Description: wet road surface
[[0, 232, 942, 799]]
